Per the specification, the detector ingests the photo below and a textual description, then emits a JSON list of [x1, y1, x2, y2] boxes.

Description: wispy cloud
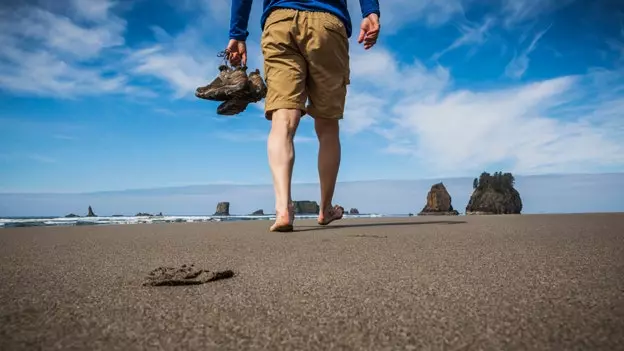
[[499, 0, 575, 28], [0, 0, 134, 98], [431, 16, 496, 61], [505, 24, 552, 79]]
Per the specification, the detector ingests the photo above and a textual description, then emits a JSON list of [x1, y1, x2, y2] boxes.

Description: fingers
[[357, 28, 365, 43], [359, 15, 380, 50]]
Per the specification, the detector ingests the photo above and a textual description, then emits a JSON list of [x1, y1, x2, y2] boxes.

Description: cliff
[[418, 182, 459, 216], [466, 171, 523, 215]]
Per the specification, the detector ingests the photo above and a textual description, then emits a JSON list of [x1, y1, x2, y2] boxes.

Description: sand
[[1, 213, 623, 350]]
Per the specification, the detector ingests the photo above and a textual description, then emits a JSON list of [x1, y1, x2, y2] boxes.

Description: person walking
[[225, 0, 380, 232]]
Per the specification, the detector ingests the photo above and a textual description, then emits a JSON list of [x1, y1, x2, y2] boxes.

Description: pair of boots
[[195, 65, 267, 116]]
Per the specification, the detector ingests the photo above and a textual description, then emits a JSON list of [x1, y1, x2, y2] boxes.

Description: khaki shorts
[[260, 8, 350, 120]]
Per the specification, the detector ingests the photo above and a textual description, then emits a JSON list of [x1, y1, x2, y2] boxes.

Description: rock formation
[[251, 209, 264, 215], [349, 208, 359, 215], [65, 213, 79, 218], [466, 171, 522, 215], [87, 206, 96, 217], [293, 200, 320, 214], [418, 182, 459, 216], [214, 202, 230, 216]]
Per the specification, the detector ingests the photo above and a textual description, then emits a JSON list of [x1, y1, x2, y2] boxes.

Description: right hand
[[225, 39, 247, 67], [357, 13, 380, 50]]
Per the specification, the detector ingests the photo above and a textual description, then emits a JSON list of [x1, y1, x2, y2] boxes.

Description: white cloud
[[343, 42, 624, 176], [505, 24, 552, 79], [499, 0, 575, 28], [432, 16, 496, 61], [0, 0, 131, 98]]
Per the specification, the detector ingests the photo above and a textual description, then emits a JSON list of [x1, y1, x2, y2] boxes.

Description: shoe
[[195, 65, 230, 100], [216, 98, 250, 116], [195, 65, 249, 101], [247, 69, 267, 102]]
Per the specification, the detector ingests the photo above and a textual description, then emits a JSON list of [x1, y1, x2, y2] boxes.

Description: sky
[[1, 0, 624, 195]]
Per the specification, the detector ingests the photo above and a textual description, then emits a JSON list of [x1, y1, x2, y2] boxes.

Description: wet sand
[[1, 213, 623, 350]]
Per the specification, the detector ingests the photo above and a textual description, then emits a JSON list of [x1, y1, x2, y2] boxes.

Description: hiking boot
[[195, 65, 229, 100], [216, 98, 250, 116], [247, 69, 267, 102], [195, 65, 249, 101]]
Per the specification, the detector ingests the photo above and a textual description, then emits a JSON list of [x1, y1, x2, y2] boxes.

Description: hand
[[225, 39, 247, 67], [357, 13, 380, 50]]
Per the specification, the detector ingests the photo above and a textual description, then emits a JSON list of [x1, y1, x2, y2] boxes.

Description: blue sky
[[1, 0, 624, 194]]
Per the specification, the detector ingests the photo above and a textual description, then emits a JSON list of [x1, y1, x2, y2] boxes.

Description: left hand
[[357, 13, 380, 50]]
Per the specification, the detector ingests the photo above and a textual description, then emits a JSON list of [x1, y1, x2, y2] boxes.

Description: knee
[[271, 109, 301, 137]]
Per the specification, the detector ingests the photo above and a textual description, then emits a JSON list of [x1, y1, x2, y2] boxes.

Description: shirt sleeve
[[229, 0, 254, 40], [359, 0, 380, 18]]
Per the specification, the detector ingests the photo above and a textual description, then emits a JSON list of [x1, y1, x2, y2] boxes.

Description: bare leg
[[314, 118, 344, 225], [267, 108, 301, 231]]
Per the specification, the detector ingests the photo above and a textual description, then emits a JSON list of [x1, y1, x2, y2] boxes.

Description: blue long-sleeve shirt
[[229, 0, 380, 41]]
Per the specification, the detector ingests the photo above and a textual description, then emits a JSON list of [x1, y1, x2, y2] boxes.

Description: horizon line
[[1, 171, 622, 195]]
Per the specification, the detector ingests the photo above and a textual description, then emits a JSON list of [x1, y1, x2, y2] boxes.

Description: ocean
[[0, 213, 390, 228]]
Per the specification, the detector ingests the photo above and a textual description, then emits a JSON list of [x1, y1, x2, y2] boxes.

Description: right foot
[[317, 205, 344, 226]]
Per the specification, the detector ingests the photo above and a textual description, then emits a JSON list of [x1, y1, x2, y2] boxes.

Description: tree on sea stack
[[466, 171, 522, 215], [418, 182, 459, 216]]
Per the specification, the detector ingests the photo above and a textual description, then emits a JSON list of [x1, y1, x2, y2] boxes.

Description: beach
[[1, 213, 623, 350]]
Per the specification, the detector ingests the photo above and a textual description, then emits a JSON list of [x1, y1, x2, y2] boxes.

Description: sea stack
[[293, 201, 320, 214], [466, 171, 522, 215], [418, 182, 459, 216], [214, 202, 230, 216], [349, 208, 360, 215], [87, 206, 96, 217]]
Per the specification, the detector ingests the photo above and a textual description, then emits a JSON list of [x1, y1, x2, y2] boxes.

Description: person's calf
[[314, 118, 341, 212]]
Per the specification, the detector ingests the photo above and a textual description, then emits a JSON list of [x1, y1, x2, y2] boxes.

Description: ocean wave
[[0, 213, 386, 228]]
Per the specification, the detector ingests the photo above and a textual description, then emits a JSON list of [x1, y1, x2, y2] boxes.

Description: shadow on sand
[[294, 220, 467, 232]]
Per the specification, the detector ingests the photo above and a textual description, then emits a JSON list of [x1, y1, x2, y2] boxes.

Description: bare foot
[[317, 205, 344, 225], [269, 204, 294, 232]]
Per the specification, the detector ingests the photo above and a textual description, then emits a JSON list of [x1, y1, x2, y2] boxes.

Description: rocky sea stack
[[418, 182, 459, 216], [293, 201, 320, 214], [214, 202, 230, 216], [87, 206, 96, 217], [251, 209, 264, 215], [349, 208, 359, 215], [466, 172, 522, 215]]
